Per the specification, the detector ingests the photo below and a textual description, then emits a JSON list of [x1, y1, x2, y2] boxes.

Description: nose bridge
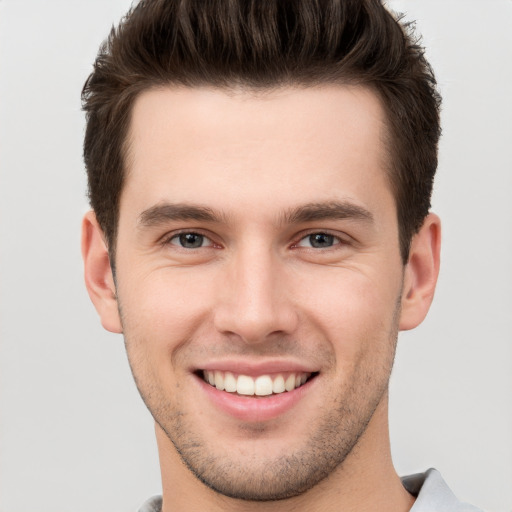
[[214, 241, 297, 343]]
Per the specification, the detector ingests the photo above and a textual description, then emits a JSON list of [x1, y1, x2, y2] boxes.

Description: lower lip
[[195, 374, 316, 422]]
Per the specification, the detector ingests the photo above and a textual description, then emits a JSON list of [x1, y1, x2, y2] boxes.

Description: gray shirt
[[138, 468, 483, 512], [404, 468, 483, 512]]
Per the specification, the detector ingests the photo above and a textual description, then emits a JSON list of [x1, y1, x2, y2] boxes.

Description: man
[[80, 1, 482, 511]]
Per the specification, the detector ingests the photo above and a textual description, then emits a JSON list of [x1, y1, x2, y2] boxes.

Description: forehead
[[123, 85, 392, 218]]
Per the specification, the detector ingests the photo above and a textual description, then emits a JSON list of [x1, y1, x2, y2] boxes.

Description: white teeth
[[224, 372, 237, 392], [285, 374, 296, 392], [255, 375, 273, 396], [203, 370, 312, 396], [272, 375, 285, 394], [237, 375, 255, 395], [214, 370, 225, 391]]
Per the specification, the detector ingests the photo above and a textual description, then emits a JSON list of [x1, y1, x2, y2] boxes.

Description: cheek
[[117, 272, 205, 406], [294, 267, 401, 361], [114, 225, 216, 330], [117, 267, 216, 350]]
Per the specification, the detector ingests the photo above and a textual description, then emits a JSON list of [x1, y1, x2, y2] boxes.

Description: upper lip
[[193, 358, 319, 377]]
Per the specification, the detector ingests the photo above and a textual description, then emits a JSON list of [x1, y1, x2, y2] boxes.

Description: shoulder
[[402, 468, 484, 512], [137, 495, 162, 512]]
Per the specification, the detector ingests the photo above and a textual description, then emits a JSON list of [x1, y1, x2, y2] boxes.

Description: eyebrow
[[138, 203, 226, 227], [281, 201, 374, 225], [137, 200, 373, 229]]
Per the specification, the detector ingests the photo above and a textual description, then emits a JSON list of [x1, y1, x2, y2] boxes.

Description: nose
[[213, 244, 299, 344]]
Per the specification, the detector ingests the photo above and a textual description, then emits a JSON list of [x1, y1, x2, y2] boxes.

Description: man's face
[[114, 85, 406, 499]]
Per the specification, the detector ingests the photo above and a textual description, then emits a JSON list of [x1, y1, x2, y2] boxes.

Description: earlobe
[[399, 213, 441, 331], [81, 211, 123, 334]]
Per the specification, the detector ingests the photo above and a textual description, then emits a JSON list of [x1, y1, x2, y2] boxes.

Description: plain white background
[[0, 1, 511, 511]]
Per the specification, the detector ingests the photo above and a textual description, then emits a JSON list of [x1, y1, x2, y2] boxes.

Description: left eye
[[296, 233, 339, 249], [169, 232, 213, 249]]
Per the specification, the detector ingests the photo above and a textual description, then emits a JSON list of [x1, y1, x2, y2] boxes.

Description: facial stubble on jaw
[[118, 295, 402, 502]]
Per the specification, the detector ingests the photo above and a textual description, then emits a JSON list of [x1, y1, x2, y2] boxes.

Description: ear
[[81, 211, 123, 333], [399, 213, 441, 331]]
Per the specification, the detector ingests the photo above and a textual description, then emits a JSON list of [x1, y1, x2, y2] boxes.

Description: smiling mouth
[[200, 370, 318, 397]]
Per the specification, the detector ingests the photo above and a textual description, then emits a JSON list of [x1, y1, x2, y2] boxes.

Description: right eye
[[168, 232, 213, 249]]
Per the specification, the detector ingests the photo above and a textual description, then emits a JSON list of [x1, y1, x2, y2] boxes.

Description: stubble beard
[[122, 301, 401, 502], [163, 375, 392, 501]]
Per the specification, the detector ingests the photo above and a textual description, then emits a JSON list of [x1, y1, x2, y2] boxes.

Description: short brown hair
[[82, 0, 441, 263]]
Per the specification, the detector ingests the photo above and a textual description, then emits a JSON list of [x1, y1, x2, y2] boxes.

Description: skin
[[82, 85, 441, 512]]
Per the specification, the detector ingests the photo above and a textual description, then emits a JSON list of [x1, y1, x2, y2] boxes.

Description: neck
[[157, 393, 415, 512]]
